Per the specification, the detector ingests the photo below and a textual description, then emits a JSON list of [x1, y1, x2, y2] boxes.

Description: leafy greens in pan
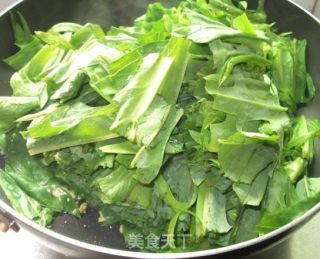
[[1, 0, 320, 252]]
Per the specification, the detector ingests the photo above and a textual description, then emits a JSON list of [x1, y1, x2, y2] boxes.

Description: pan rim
[[1, 197, 319, 258]]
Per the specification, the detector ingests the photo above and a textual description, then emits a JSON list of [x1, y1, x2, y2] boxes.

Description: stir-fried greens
[[1, 0, 320, 252]]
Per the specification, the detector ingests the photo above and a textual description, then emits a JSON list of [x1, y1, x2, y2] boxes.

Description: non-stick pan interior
[[0, 0, 320, 251]]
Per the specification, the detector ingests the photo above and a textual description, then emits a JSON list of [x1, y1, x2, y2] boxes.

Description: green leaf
[[0, 97, 39, 132], [209, 40, 255, 71], [88, 49, 142, 100], [95, 166, 137, 204], [287, 116, 320, 149], [231, 206, 261, 243], [26, 104, 118, 155], [111, 53, 173, 137], [233, 164, 271, 206], [3, 132, 79, 217], [177, 8, 242, 43], [232, 13, 256, 35], [218, 54, 271, 86], [162, 155, 198, 205], [46, 39, 122, 84], [175, 8, 266, 44], [262, 168, 296, 213], [154, 175, 196, 211], [0, 134, 5, 153], [133, 96, 171, 147], [99, 140, 139, 155], [26, 103, 98, 139], [71, 23, 105, 48], [0, 170, 54, 226], [209, 0, 243, 16], [35, 30, 74, 49], [9, 72, 49, 108], [126, 184, 153, 209], [9, 12, 33, 48], [208, 115, 237, 152], [271, 38, 315, 110], [195, 182, 231, 240], [111, 38, 190, 146], [167, 211, 182, 249], [219, 133, 277, 184], [110, 57, 171, 141], [257, 191, 320, 234], [132, 108, 183, 184], [158, 37, 191, 104], [51, 71, 87, 101], [205, 75, 289, 131], [4, 38, 44, 70], [24, 44, 69, 80], [48, 23, 82, 33]]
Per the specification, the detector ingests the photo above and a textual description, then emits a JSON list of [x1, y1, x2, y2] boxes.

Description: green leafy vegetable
[[0, 97, 39, 132]]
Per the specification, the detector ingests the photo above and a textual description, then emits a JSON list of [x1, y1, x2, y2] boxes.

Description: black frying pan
[[0, 0, 320, 258]]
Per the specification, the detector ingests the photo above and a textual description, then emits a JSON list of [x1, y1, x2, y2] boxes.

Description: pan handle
[[0, 213, 10, 232], [0, 211, 19, 233]]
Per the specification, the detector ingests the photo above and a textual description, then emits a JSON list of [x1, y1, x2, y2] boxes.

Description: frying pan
[[0, 0, 320, 258]]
